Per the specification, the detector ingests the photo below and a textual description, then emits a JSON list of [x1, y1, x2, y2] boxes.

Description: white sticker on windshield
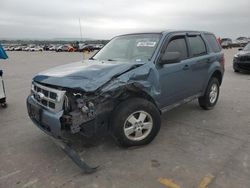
[[137, 41, 156, 47]]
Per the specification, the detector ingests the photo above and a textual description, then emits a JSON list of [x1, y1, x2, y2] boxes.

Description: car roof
[[117, 30, 215, 37]]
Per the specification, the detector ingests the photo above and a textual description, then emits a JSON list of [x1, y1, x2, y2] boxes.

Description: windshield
[[92, 34, 161, 62], [243, 43, 250, 51]]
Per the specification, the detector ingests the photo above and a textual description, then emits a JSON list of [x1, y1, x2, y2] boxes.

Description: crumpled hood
[[33, 60, 144, 92]]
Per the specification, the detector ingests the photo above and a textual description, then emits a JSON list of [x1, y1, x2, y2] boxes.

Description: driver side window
[[165, 37, 188, 60]]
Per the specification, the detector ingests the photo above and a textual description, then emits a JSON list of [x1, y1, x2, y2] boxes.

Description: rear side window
[[204, 34, 221, 53], [188, 35, 207, 57], [166, 37, 188, 60]]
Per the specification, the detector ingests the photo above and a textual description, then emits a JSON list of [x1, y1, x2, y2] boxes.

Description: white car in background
[[235, 37, 249, 47], [7, 46, 15, 51], [30, 46, 43, 52], [48, 45, 56, 51]]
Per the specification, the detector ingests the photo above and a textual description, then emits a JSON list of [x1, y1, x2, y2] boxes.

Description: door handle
[[183, 64, 189, 70], [207, 58, 213, 63]]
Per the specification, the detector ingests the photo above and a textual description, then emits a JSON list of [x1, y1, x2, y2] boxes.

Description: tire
[[1, 103, 7, 108], [198, 77, 220, 110], [111, 98, 161, 147]]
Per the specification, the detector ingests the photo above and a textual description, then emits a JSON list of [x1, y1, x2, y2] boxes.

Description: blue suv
[[27, 30, 224, 147]]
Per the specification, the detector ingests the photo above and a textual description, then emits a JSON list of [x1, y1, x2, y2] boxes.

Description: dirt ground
[[0, 49, 250, 188]]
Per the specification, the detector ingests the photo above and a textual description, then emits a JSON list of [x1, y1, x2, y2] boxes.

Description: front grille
[[238, 63, 250, 71], [239, 56, 250, 62], [32, 82, 66, 112]]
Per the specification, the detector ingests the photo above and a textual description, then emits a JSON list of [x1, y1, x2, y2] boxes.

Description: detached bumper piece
[[51, 138, 98, 174], [27, 95, 98, 173]]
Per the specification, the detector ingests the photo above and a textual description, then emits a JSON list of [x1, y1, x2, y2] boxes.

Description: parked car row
[[220, 37, 250, 49], [4, 45, 44, 52], [3, 43, 104, 52]]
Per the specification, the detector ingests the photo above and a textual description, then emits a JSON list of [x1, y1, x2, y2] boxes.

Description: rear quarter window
[[204, 34, 222, 53]]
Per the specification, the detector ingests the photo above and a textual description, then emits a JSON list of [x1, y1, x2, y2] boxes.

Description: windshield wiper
[[90, 58, 117, 61], [107, 59, 116, 61]]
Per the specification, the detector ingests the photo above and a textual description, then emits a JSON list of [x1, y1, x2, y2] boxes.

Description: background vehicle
[[78, 44, 95, 52], [233, 42, 250, 72], [43, 45, 50, 51], [21, 45, 28, 51], [25, 45, 35, 51], [49, 45, 57, 51], [23, 46, 30, 51], [221, 38, 232, 49], [93, 44, 104, 50], [68, 45, 77, 52], [27, 30, 224, 147], [235, 37, 249, 47], [14, 46, 23, 51], [29, 46, 43, 52], [56, 45, 75, 52], [7, 46, 15, 51]]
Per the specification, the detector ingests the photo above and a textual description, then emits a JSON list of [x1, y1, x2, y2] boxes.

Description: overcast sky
[[1, 0, 250, 40]]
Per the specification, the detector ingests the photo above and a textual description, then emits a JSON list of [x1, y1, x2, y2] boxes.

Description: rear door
[[186, 34, 210, 95]]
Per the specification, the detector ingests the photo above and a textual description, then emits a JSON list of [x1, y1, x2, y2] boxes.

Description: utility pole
[[79, 18, 84, 61]]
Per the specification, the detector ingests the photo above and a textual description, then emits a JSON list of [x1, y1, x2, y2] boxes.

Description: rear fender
[[202, 65, 223, 95]]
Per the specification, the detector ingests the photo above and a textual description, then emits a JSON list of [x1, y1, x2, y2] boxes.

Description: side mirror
[[238, 48, 243, 51], [160, 51, 181, 65]]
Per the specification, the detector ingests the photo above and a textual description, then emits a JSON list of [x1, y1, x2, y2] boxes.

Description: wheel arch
[[211, 70, 223, 85], [202, 69, 223, 95], [116, 88, 160, 111]]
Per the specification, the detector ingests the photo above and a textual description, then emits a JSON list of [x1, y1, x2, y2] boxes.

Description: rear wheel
[[198, 77, 220, 110], [111, 98, 161, 147]]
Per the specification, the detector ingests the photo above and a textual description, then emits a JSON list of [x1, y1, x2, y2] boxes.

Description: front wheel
[[1, 103, 7, 108], [198, 77, 220, 110], [111, 98, 161, 147]]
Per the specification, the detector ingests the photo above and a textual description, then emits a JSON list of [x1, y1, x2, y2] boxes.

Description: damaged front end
[[26, 60, 160, 172], [27, 82, 116, 139], [27, 60, 161, 139], [26, 82, 116, 173]]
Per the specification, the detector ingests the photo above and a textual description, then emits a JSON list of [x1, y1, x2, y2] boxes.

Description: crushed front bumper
[[26, 95, 98, 173], [27, 95, 64, 138]]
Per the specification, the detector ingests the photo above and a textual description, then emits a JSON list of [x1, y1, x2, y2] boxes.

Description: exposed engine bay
[[61, 90, 117, 136]]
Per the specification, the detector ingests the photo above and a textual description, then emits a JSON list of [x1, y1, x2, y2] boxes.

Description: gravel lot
[[0, 49, 250, 188]]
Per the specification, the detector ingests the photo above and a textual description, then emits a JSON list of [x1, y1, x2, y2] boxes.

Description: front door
[[156, 35, 193, 108]]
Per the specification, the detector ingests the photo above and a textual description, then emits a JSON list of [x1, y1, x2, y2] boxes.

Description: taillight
[[221, 55, 225, 65]]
